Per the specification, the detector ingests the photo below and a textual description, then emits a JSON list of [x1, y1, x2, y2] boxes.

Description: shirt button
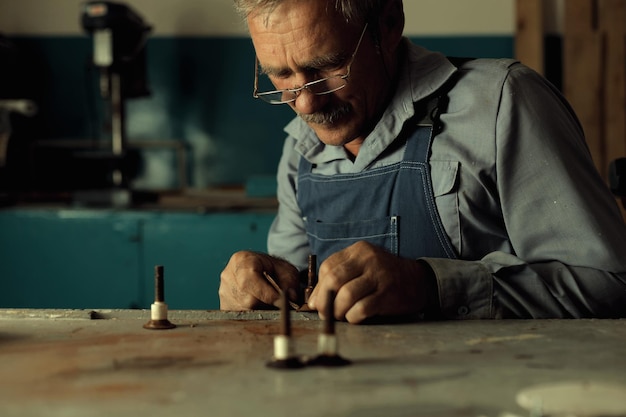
[[457, 306, 470, 316]]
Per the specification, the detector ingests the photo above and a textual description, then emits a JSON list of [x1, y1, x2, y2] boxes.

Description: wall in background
[[1, 0, 517, 36], [1, 0, 519, 189]]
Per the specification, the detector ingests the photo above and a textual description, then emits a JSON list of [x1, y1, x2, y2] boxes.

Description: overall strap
[[415, 56, 474, 132]]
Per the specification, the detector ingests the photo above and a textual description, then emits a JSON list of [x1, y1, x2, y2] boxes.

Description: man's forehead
[[247, 0, 340, 25], [246, 0, 353, 43], [251, 23, 353, 74], [258, 49, 347, 76]]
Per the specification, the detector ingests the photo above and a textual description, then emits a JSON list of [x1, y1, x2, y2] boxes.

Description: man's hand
[[307, 241, 437, 323], [219, 251, 300, 310]]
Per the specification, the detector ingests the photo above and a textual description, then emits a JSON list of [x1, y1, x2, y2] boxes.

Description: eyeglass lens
[[256, 76, 347, 104]]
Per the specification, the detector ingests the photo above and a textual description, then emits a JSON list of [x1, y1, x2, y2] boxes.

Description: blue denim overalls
[[297, 95, 458, 267]]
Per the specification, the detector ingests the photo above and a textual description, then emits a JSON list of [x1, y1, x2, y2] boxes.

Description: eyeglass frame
[[253, 23, 369, 105]]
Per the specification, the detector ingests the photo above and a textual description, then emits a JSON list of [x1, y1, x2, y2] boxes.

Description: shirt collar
[[284, 39, 458, 167]]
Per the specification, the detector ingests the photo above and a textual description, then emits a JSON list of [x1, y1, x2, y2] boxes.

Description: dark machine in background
[[75, 0, 153, 205], [82, 1, 151, 102], [0, 35, 38, 205], [81, 0, 152, 169], [7, 1, 154, 206]]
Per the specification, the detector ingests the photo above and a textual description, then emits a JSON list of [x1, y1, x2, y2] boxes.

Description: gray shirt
[[267, 39, 626, 319]]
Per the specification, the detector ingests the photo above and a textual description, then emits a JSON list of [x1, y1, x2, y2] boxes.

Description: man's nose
[[292, 87, 328, 115]]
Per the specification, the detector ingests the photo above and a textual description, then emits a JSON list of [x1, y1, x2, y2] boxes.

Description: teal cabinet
[[0, 208, 274, 310], [142, 212, 273, 310]]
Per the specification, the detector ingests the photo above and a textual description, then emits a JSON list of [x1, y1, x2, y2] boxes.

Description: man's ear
[[377, 0, 405, 51]]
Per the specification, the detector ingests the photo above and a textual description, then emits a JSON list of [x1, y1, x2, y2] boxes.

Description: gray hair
[[233, 0, 386, 24]]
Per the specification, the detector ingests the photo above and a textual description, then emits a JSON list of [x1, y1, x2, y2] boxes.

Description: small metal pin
[[297, 254, 317, 312], [143, 265, 176, 330], [307, 289, 351, 367], [323, 290, 335, 335], [280, 290, 291, 337], [266, 290, 304, 369], [305, 254, 317, 304], [154, 265, 165, 302]]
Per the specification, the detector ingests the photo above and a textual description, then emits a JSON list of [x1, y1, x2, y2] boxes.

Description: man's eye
[[266, 72, 291, 84]]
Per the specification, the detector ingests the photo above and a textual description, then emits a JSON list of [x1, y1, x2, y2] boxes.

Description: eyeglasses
[[253, 23, 368, 105]]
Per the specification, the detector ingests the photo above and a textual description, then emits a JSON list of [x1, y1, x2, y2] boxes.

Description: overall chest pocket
[[304, 216, 399, 257], [430, 160, 460, 254]]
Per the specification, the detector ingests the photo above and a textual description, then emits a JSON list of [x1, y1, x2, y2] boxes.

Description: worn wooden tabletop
[[1, 309, 625, 417]]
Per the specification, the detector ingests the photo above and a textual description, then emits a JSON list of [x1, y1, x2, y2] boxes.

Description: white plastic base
[[273, 335, 294, 360], [150, 302, 169, 321]]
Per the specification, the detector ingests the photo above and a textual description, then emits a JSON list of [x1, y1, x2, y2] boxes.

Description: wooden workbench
[[1, 309, 625, 417]]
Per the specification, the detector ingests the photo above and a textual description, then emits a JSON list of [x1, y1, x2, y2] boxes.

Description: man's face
[[248, 0, 394, 152]]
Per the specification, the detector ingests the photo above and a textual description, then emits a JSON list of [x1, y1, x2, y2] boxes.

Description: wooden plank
[[564, 0, 597, 35], [598, 0, 626, 172], [598, 0, 626, 34], [515, 0, 544, 74], [598, 0, 626, 219], [563, 34, 605, 171]]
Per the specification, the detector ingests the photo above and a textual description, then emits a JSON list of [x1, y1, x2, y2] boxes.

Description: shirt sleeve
[[424, 63, 626, 319], [267, 135, 311, 271]]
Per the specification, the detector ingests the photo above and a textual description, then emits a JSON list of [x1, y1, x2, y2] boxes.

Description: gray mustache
[[299, 104, 352, 125]]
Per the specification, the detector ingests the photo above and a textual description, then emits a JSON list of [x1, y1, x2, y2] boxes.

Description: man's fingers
[[333, 275, 377, 321], [315, 273, 376, 320], [344, 294, 378, 324], [219, 251, 299, 310], [310, 250, 360, 311], [219, 272, 278, 310]]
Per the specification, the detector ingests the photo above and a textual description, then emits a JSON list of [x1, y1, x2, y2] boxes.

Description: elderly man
[[219, 0, 626, 323]]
